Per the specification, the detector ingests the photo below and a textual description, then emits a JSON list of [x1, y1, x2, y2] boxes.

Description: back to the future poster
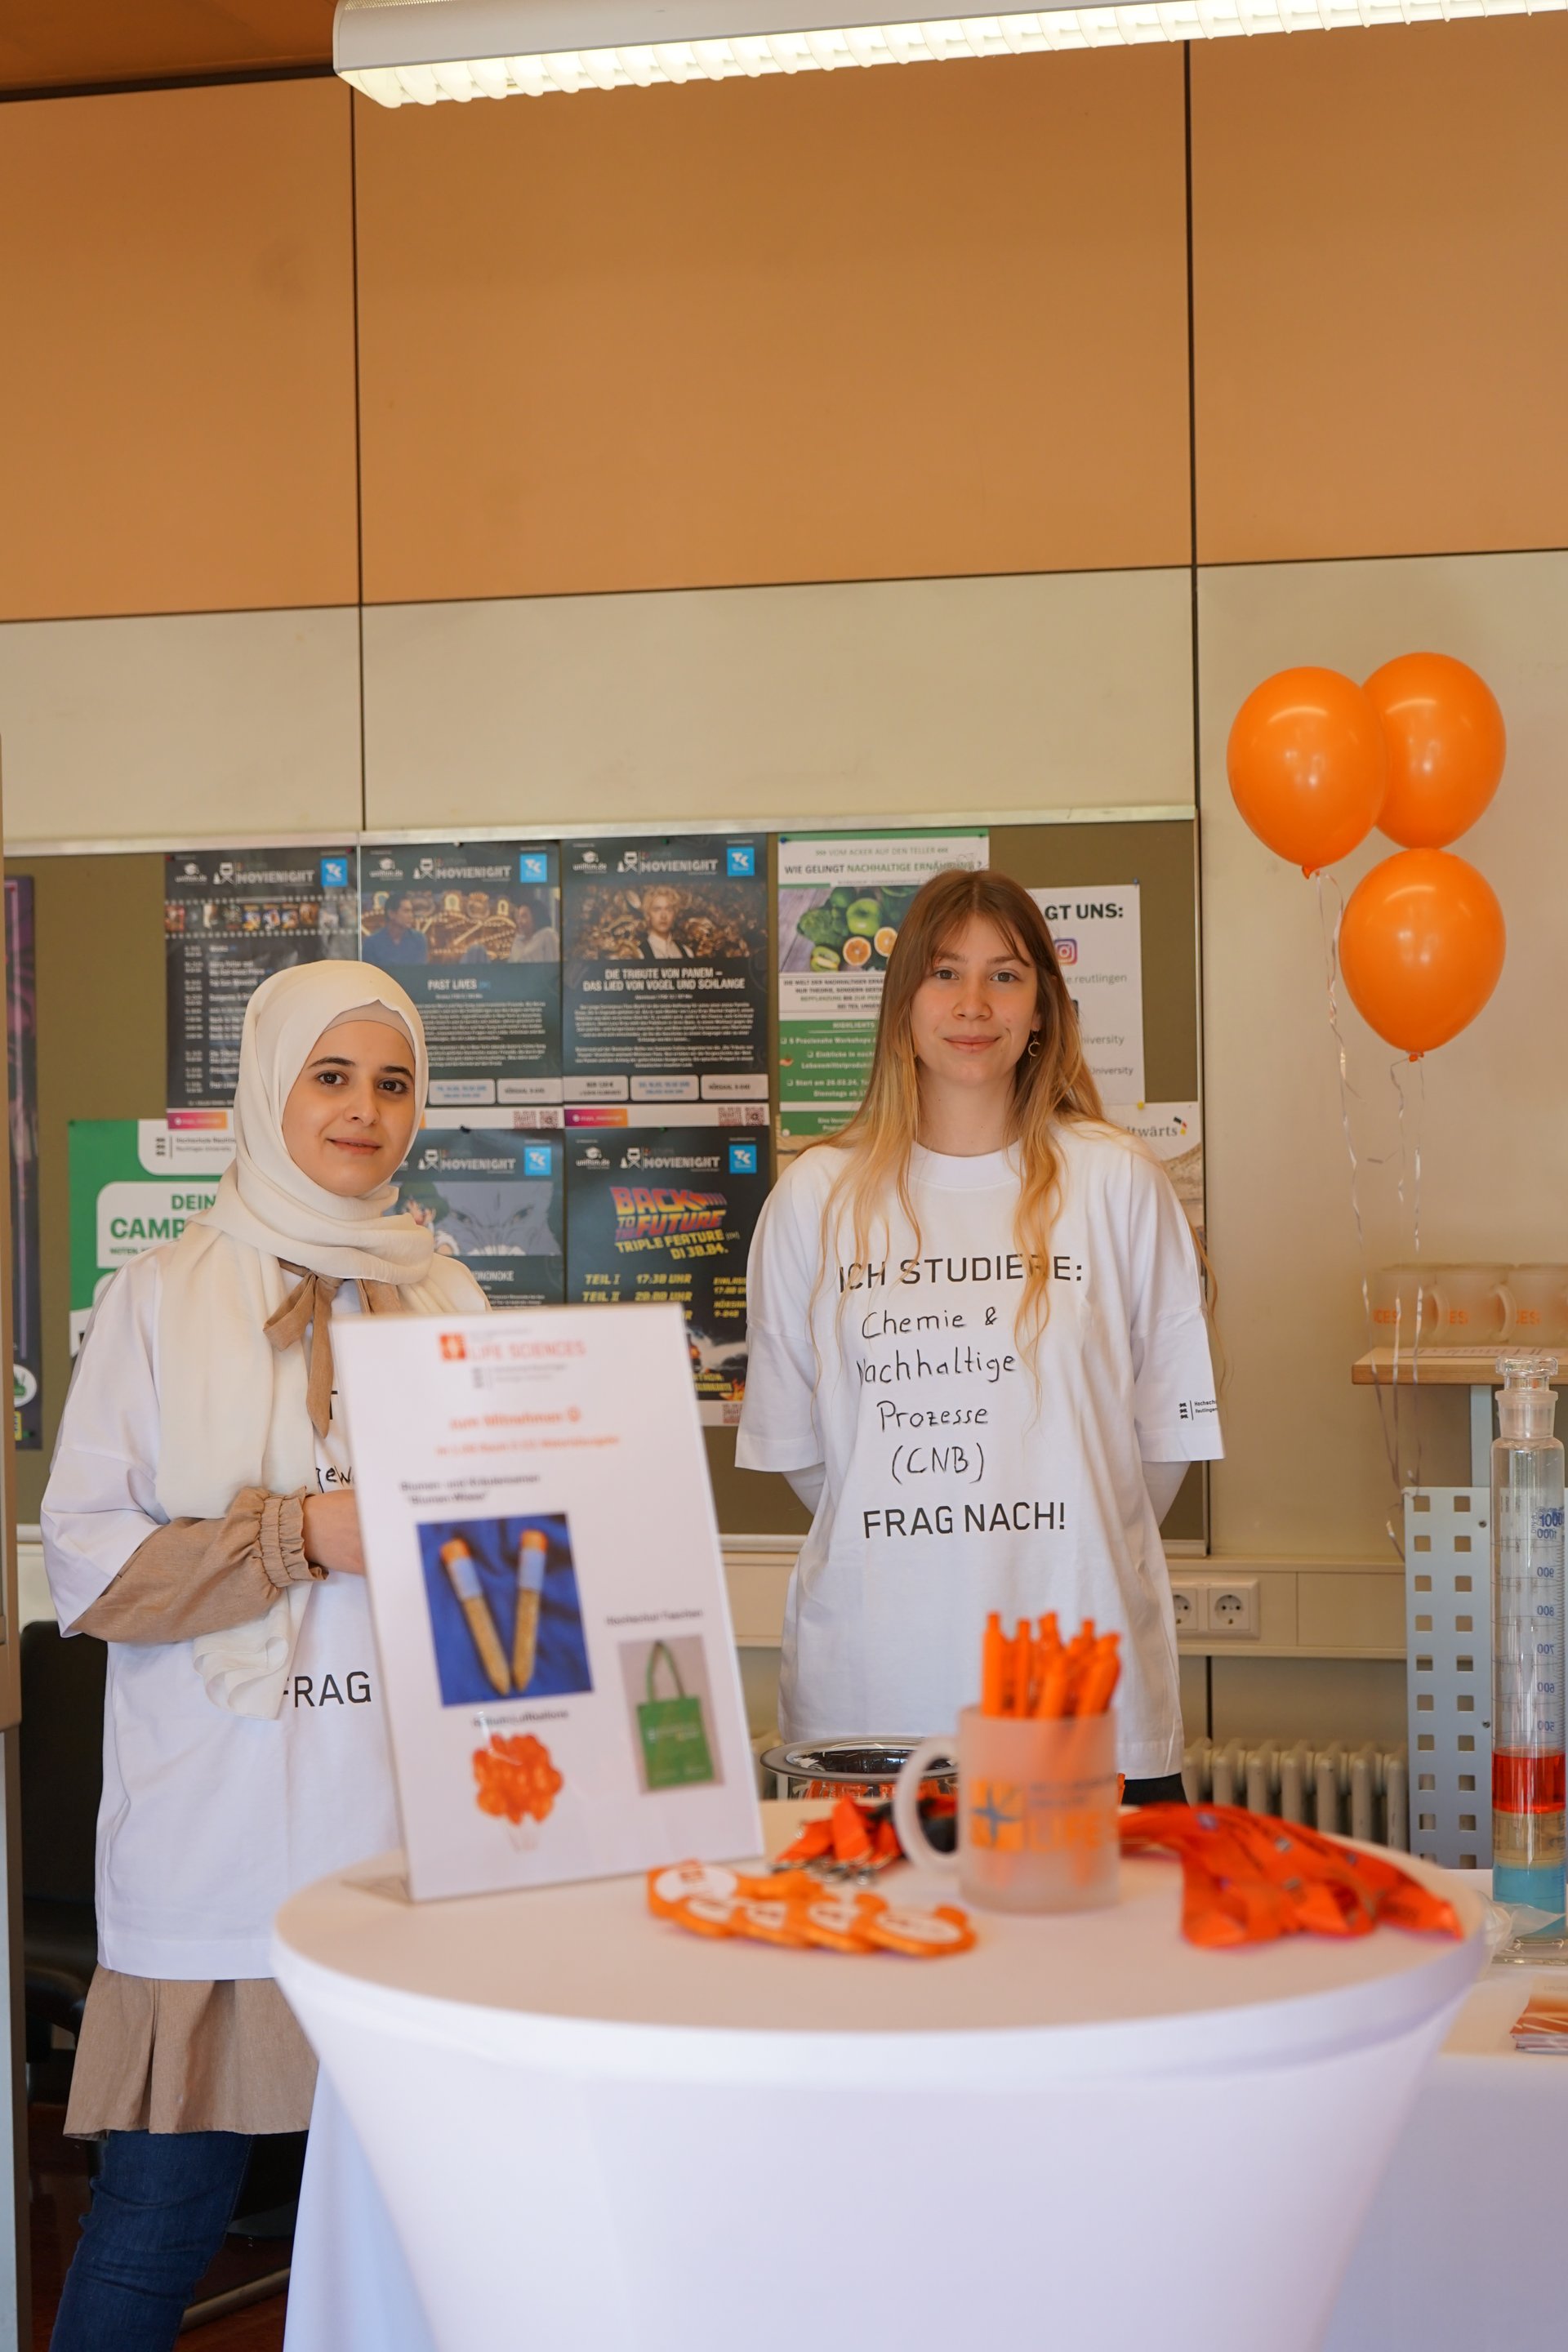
[[564, 1128, 767, 1424]]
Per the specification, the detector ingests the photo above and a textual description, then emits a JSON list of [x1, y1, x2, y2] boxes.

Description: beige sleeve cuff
[[258, 1490, 318, 1591], [71, 1486, 322, 1646]]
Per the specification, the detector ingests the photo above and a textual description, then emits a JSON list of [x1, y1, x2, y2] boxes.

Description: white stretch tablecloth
[[276, 1807, 1485, 2352]]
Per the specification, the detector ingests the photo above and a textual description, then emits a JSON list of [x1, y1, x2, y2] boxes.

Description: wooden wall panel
[[1192, 18, 1568, 564], [354, 53, 1192, 604], [0, 79, 358, 621]]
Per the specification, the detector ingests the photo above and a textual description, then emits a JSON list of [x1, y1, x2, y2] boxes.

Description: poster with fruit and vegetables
[[776, 831, 988, 1147]]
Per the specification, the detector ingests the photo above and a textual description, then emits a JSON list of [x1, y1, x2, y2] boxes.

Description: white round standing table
[[274, 1803, 1484, 2352]]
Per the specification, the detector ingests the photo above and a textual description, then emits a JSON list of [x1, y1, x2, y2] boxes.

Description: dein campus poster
[[69, 1120, 234, 1356], [776, 831, 988, 1147], [564, 1129, 767, 1424], [561, 838, 768, 1123], [5, 879, 40, 1446], [360, 844, 563, 1117], [396, 1130, 565, 1307], [166, 848, 358, 1110]]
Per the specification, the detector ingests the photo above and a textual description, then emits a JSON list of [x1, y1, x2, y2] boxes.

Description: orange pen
[[1076, 1633, 1122, 1717], [1012, 1621, 1034, 1717], [982, 1613, 1006, 1717], [1036, 1647, 1073, 1718]]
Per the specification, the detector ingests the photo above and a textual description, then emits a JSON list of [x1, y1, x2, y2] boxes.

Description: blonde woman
[[737, 870, 1219, 1797], [42, 962, 483, 2351]]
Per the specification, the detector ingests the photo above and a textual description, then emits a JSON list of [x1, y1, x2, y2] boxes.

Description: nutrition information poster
[[398, 1130, 565, 1308], [564, 1129, 767, 1425], [69, 1120, 235, 1356], [561, 836, 768, 1126], [166, 847, 358, 1111], [360, 843, 563, 1119], [336, 1302, 760, 1901], [1027, 886, 1145, 1106], [776, 830, 989, 1147], [6, 880, 40, 1446]]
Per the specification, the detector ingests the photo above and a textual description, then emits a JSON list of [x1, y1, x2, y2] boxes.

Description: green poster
[[775, 831, 989, 1146], [69, 1120, 233, 1355]]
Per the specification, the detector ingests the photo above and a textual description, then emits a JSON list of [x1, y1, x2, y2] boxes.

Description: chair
[[19, 1620, 105, 2073]]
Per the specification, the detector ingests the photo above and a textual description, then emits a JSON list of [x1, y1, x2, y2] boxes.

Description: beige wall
[[1200, 549, 1568, 1558], [360, 571, 1195, 833]]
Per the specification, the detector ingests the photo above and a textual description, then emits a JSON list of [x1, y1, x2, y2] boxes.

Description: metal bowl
[[760, 1736, 956, 1802]]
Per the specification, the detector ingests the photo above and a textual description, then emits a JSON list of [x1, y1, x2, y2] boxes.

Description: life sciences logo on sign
[[320, 856, 350, 890], [728, 1143, 759, 1175], [518, 853, 549, 884], [726, 844, 756, 877], [439, 1334, 468, 1362]]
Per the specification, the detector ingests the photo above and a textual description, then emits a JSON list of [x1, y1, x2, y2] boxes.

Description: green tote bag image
[[638, 1642, 716, 1790]]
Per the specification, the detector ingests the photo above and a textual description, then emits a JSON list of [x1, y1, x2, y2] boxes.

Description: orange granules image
[[473, 1731, 564, 1826]]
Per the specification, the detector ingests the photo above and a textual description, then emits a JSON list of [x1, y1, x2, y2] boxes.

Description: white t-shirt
[[42, 1249, 399, 1980], [736, 1125, 1222, 1777]]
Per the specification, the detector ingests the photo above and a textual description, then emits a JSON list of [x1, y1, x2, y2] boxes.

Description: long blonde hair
[[810, 868, 1106, 1353]]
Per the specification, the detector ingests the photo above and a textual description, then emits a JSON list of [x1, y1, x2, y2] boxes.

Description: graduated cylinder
[[1491, 1354, 1567, 1918]]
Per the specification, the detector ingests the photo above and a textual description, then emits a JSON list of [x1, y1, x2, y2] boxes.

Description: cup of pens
[[893, 1615, 1122, 1915]]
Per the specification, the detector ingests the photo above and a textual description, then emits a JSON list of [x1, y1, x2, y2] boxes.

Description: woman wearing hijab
[[42, 962, 484, 2352]]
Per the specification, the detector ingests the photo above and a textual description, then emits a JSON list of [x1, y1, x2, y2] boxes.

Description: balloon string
[[1391, 1054, 1426, 1493], [1316, 871, 1404, 1540]]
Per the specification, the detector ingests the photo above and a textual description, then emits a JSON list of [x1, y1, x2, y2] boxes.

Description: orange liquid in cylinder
[[1492, 1751, 1567, 1814]]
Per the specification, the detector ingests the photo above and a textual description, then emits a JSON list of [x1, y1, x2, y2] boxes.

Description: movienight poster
[[561, 837, 768, 1121], [564, 1128, 768, 1424], [165, 847, 359, 1110], [395, 1130, 564, 1308], [360, 843, 563, 1116]]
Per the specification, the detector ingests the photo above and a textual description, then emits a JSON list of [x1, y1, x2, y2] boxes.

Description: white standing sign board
[[336, 1303, 761, 1901]]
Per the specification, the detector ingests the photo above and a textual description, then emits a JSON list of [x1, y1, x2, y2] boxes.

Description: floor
[[29, 2104, 288, 2349]]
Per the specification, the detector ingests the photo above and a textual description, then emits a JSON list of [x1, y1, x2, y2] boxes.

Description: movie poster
[[776, 831, 989, 1147], [5, 880, 40, 1446], [166, 848, 358, 1110], [395, 1130, 565, 1308], [564, 1128, 767, 1424], [561, 837, 768, 1124], [360, 844, 563, 1117]]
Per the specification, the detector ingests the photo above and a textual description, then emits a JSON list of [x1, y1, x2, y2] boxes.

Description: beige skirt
[[65, 1968, 318, 2137]]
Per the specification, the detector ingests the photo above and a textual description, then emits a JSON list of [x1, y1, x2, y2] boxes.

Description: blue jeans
[[51, 2128, 254, 2352]]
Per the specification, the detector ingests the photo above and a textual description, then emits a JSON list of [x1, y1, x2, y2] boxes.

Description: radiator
[[1182, 1739, 1410, 1851]]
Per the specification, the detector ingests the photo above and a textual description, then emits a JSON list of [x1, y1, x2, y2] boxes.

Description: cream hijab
[[158, 961, 483, 1717]]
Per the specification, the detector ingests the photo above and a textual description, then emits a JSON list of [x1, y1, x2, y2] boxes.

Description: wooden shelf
[[1352, 1348, 1518, 1388]]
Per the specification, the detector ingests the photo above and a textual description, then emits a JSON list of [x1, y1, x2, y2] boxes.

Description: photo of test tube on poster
[[421, 1517, 590, 1708]]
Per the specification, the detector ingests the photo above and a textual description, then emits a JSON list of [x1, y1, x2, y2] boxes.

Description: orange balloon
[[1339, 849, 1505, 1058], [1365, 652, 1505, 849], [1227, 667, 1387, 875]]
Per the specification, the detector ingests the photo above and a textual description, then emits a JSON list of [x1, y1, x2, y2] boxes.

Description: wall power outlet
[[1169, 1577, 1260, 1640]]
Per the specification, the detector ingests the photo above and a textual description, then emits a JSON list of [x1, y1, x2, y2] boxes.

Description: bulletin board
[[10, 817, 1200, 1536]]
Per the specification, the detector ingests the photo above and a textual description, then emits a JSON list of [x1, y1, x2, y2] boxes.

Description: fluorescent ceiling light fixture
[[336, 0, 1567, 105]]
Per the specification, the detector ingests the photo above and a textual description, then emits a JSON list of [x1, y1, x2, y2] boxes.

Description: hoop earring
[[1027, 1034, 1041, 1061]]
